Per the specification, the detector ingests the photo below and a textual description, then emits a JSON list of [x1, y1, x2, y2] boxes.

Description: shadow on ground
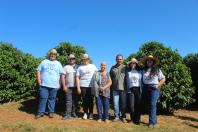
[[18, 98, 37, 115], [174, 115, 198, 128]]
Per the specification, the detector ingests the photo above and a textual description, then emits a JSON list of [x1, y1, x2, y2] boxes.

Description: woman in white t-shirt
[[126, 58, 142, 125], [76, 53, 97, 120], [141, 55, 165, 128]]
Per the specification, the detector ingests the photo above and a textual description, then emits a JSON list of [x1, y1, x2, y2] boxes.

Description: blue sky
[[0, 0, 198, 69]]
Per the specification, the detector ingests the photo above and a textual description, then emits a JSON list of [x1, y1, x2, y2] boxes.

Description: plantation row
[[0, 41, 197, 114]]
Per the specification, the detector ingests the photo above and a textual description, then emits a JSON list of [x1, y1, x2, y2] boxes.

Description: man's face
[[116, 56, 123, 65], [49, 53, 57, 61], [69, 58, 76, 65]]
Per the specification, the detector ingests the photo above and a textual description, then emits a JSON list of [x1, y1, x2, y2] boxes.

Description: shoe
[[71, 113, 78, 118], [133, 121, 140, 125], [122, 118, 127, 123], [97, 119, 102, 123], [49, 114, 54, 118], [113, 118, 119, 122], [35, 115, 43, 119], [89, 113, 93, 120], [105, 119, 110, 123], [83, 113, 88, 120], [148, 124, 154, 128], [63, 115, 71, 120]]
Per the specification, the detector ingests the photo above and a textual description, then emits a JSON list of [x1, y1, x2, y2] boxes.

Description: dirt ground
[[0, 98, 198, 132]]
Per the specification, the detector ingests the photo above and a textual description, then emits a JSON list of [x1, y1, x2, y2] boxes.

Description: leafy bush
[[52, 42, 87, 65], [125, 41, 195, 113], [184, 54, 198, 105], [0, 42, 39, 103]]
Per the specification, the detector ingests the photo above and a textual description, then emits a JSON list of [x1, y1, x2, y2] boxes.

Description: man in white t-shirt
[[61, 54, 79, 119], [76, 53, 97, 120]]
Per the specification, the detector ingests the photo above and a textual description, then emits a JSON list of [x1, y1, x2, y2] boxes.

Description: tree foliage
[[0, 42, 40, 103], [51, 42, 87, 65], [184, 53, 198, 105], [125, 41, 195, 113]]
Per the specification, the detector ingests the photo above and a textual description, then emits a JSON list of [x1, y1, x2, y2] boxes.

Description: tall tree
[[125, 41, 195, 113], [184, 53, 198, 105]]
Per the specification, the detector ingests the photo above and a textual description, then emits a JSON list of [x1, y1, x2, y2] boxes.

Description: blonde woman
[[91, 62, 112, 123]]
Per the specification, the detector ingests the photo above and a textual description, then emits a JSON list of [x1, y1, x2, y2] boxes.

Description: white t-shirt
[[62, 64, 78, 87], [128, 70, 141, 88], [143, 68, 165, 84], [76, 64, 98, 87]]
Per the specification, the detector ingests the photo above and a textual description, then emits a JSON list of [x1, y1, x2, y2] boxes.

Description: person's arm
[[155, 69, 166, 89], [155, 78, 165, 89], [36, 70, 41, 85], [76, 76, 81, 94], [61, 74, 68, 92]]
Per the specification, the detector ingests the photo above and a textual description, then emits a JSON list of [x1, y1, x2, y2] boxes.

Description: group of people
[[35, 49, 165, 128]]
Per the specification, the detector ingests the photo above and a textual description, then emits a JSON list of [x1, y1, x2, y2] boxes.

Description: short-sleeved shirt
[[127, 70, 142, 88], [37, 59, 63, 89], [143, 68, 165, 84], [62, 64, 78, 87], [76, 64, 98, 87]]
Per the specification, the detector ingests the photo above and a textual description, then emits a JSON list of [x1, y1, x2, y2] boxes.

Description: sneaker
[[49, 114, 54, 118], [97, 119, 102, 123], [89, 113, 93, 120], [148, 124, 154, 128], [71, 113, 78, 118], [83, 113, 88, 120], [113, 118, 119, 122], [63, 115, 71, 120], [35, 115, 43, 119], [105, 119, 110, 123], [122, 118, 127, 123]]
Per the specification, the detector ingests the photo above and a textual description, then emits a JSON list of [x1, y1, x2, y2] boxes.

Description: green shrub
[[0, 42, 39, 103], [52, 42, 87, 65], [125, 41, 195, 113], [184, 53, 198, 105]]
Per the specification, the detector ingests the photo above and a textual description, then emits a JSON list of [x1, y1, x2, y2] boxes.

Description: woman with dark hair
[[126, 58, 142, 125], [141, 55, 165, 128]]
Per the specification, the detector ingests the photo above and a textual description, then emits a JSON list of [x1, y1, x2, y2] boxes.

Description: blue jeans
[[37, 86, 58, 115], [113, 90, 126, 119], [96, 95, 110, 120], [142, 84, 160, 125]]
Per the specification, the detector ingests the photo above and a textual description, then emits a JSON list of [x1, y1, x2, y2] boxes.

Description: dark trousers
[[65, 87, 78, 115], [128, 87, 141, 123], [81, 87, 94, 114]]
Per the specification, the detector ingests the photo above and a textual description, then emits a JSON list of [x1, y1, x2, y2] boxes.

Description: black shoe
[[35, 115, 43, 119], [133, 121, 140, 125]]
